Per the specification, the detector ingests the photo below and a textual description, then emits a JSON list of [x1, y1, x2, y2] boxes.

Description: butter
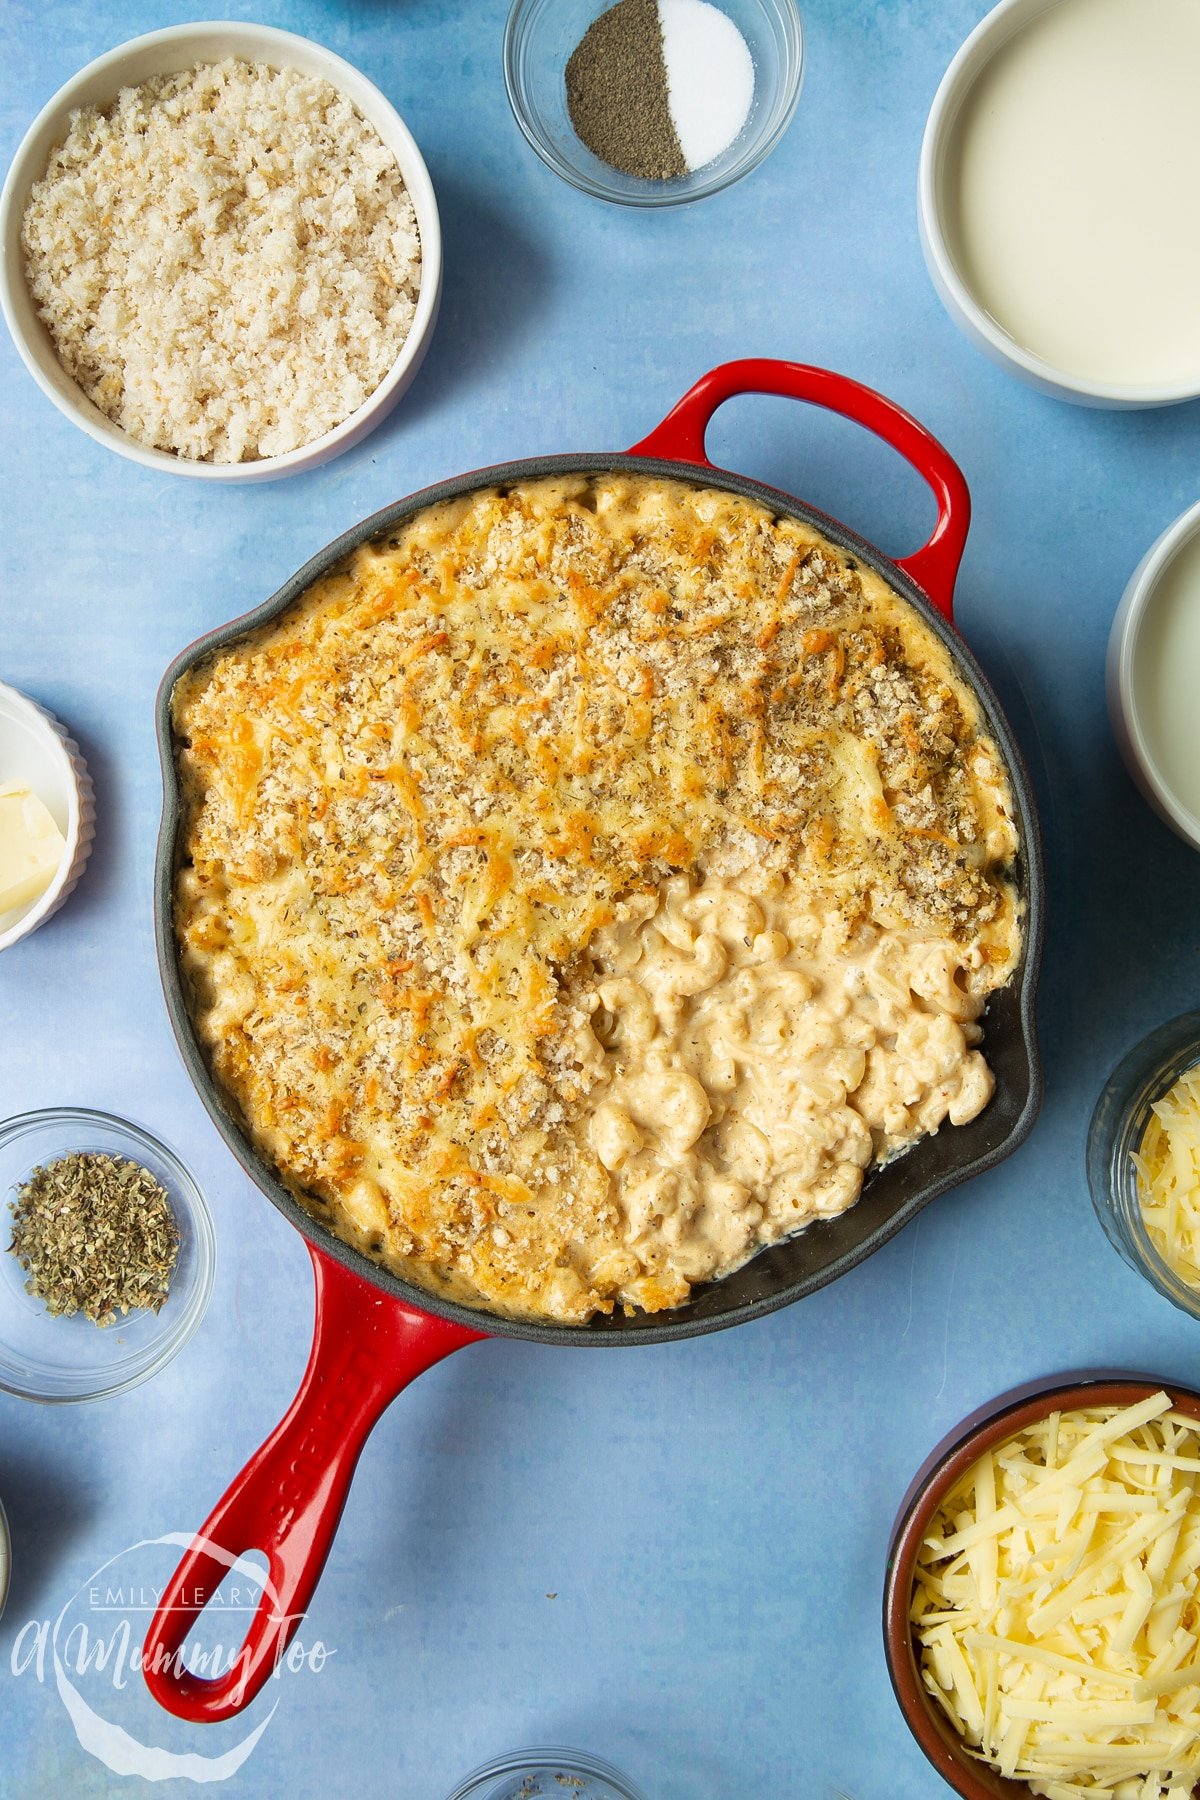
[[0, 781, 66, 915]]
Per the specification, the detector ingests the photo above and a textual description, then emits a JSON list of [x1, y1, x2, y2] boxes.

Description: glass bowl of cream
[[504, 0, 803, 206], [1108, 498, 1200, 851], [920, 0, 1200, 406]]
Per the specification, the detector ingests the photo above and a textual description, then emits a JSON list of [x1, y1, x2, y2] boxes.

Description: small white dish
[[0, 682, 94, 952], [1108, 500, 1200, 851], [0, 22, 442, 482], [919, 0, 1200, 408], [445, 1748, 646, 1800]]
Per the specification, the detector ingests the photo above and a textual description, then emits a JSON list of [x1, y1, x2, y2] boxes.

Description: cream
[[947, 0, 1200, 387], [1134, 529, 1200, 825]]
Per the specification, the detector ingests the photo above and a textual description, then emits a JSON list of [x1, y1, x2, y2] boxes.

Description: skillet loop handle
[[627, 358, 970, 623], [142, 1245, 484, 1723]]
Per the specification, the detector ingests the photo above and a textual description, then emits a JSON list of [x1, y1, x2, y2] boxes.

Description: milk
[[947, 0, 1200, 387]]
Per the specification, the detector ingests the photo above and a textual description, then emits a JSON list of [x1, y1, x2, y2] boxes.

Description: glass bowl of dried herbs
[[0, 1108, 215, 1402], [504, 0, 803, 206]]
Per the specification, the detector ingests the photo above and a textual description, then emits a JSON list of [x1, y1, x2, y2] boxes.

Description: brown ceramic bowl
[[882, 1373, 1200, 1799]]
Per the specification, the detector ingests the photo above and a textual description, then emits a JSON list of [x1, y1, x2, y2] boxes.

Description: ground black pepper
[[565, 0, 685, 180]]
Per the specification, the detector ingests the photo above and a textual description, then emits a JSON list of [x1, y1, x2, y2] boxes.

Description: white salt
[[658, 0, 755, 172]]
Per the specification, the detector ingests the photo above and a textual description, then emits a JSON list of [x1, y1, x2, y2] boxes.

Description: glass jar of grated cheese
[[1088, 1010, 1200, 1320]]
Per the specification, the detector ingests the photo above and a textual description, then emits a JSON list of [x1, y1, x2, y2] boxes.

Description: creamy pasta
[[574, 867, 997, 1289], [172, 474, 1022, 1321]]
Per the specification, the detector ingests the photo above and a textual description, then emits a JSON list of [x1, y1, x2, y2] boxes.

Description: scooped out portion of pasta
[[172, 475, 1022, 1322]]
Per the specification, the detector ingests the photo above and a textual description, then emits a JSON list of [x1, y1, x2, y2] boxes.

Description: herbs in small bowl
[[0, 1109, 214, 1403], [8, 1150, 180, 1326]]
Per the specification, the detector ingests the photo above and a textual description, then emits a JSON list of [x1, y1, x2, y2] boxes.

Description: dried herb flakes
[[8, 1152, 180, 1327]]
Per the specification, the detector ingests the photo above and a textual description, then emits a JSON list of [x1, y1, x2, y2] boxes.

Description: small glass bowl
[[0, 1496, 10, 1622], [1087, 1011, 1200, 1319], [504, 0, 804, 207], [884, 1374, 1200, 1799], [0, 1108, 215, 1402], [445, 1748, 646, 1800]]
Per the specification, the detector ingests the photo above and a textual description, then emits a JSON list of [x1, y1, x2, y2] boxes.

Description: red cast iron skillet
[[145, 360, 1044, 1720]]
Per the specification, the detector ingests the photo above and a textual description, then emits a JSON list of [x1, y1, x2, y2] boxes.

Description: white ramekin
[[1108, 499, 1200, 851], [0, 682, 95, 951], [919, 0, 1200, 409], [0, 22, 442, 482]]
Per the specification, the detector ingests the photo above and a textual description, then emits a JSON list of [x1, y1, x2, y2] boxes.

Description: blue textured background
[[3, 2, 1200, 1795]]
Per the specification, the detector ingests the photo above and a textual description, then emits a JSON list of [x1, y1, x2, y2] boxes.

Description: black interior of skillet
[[155, 454, 1045, 1346]]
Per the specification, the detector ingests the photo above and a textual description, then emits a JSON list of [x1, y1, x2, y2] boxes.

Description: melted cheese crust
[[172, 475, 1022, 1321]]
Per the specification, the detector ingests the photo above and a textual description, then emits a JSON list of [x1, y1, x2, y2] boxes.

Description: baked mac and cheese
[[172, 475, 1022, 1321]]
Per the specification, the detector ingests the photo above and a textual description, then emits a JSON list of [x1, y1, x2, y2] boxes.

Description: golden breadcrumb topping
[[172, 475, 1021, 1321]]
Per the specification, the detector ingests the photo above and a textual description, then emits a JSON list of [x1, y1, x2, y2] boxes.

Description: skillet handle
[[627, 358, 970, 623], [143, 1244, 484, 1723]]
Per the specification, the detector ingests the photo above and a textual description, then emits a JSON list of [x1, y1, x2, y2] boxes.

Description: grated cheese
[[912, 1395, 1200, 1798], [1134, 1064, 1200, 1290]]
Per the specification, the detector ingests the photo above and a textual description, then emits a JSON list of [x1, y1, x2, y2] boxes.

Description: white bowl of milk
[[920, 0, 1200, 407], [1109, 503, 1200, 850]]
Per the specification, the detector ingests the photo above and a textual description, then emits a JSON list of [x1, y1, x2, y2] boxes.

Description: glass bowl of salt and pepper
[[504, 0, 803, 205]]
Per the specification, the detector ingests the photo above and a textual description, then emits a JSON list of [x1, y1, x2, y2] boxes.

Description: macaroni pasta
[[172, 475, 1022, 1321]]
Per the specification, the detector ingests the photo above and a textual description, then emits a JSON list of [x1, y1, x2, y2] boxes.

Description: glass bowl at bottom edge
[[445, 1747, 647, 1800]]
